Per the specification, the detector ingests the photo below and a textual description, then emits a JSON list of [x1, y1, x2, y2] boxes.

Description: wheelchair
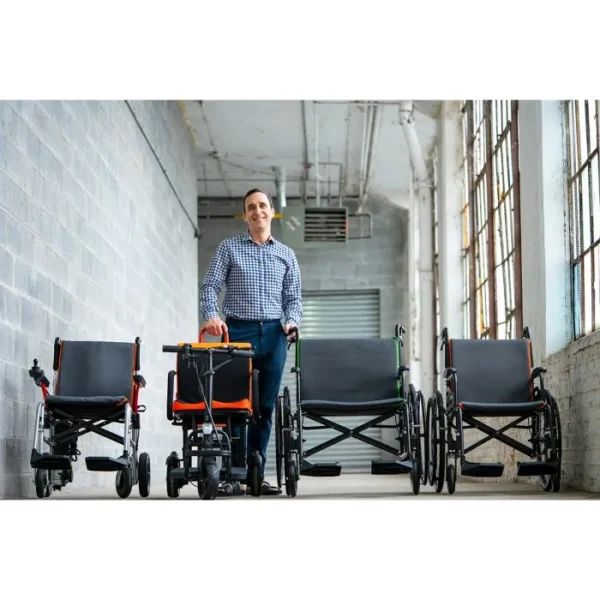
[[275, 324, 427, 496], [426, 326, 562, 494], [28, 337, 150, 499], [162, 329, 261, 499]]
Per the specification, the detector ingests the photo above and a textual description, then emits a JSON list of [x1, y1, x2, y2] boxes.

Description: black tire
[[282, 387, 295, 464], [199, 458, 219, 500], [138, 452, 151, 498], [417, 391, 428, 485], [425, 398, 437, 486], [275, 396, 283, 489], [549, 394, 562, 492], [410, 458, 420, 495], [434, 392, 446, 494], [248, 451, 262, 497], [34, 469, 51, 499], [116, 467, 133, 499], [446, 463, 456, 495], [252, 369, 260, 418], [539, 391, 562, 492], [166, 453, 180, 498], [285, 460, 297, 497]]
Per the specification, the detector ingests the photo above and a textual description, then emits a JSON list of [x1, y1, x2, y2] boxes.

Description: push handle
[[199, 328, 229, 343], [162, 345, 180, 353]]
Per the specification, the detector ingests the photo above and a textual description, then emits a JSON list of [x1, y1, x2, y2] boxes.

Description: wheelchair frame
[[427, 326, 562, 495], [28, 336, 150, 499], [162, 330, 261, 500], [274, 324, 427, 496]]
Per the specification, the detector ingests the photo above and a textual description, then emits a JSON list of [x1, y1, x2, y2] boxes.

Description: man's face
[[244, 192, 275, 233]]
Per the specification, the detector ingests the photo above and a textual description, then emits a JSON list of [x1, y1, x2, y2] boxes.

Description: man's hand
[[284, 323, 298, 342], [204, 317, 228, 337]]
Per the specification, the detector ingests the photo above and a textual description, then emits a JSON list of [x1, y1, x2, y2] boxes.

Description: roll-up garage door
[[264, 289, 381, 475]]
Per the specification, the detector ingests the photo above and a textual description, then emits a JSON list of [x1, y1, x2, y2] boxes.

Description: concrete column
[[519, 101, 571, 363], [437, 101, 466, 351]]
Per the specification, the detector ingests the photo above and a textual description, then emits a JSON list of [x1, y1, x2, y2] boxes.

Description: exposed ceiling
[[183, 100, 441, 206]]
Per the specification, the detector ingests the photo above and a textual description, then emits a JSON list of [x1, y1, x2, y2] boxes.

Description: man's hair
[[242, 188, 274, 212]]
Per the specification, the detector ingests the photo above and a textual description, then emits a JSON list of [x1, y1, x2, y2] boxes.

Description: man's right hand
[[203, 317, 228, 337]]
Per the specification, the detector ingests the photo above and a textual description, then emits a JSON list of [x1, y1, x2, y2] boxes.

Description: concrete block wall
[[0, 100, 199, 498]]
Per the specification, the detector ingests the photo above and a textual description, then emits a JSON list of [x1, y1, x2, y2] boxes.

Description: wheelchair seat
[[298, 338, 404, 416], [45, 395, 128, 416], [448, 338, 544, 417]]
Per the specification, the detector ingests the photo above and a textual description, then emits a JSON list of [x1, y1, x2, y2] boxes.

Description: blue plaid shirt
[[200, 231, 302, 326]]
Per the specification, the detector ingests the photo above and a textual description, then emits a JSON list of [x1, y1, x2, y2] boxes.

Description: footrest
[[517, 461, 559, 476], [30, 449, 71, 470], [169, 467, 198, 480], [461, 461, 504, 477], [371, 460, 412, 475], [85, 456, 129, 471], [301, 462, 341, 477]]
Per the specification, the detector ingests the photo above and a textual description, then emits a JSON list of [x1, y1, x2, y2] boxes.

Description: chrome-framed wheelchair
[[28, 337, 150, 499], [426, 326, 562, 494], [275, 324, 427, 496], [162, 330, 261, 499]]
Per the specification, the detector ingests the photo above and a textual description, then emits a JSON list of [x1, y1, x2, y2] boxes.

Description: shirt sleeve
[[282, 252, 302, 327], [200, 240, 230, 321]]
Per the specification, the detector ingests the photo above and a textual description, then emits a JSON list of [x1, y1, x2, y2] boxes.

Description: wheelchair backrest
[[176, 343, 252, 404], [55, 341, 137, 400], [447, 338, 533, 404], [298, 338, 400, 402]]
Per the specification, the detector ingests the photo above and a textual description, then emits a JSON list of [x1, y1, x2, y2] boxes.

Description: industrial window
[[461, 100, 523, 340], [432, 145, 441, 385], [566, 100, 600, 338]]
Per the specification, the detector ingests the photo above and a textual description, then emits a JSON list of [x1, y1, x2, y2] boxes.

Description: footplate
[[301, 462, 341, 477], [30, 449, 71, 470], [85, 456, 129, 471], [517, 461, 559, 476], [461, 461, 504, 477], [371, 460, 412, 475]]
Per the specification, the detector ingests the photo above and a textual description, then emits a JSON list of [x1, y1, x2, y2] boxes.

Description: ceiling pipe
[[357, 104, 382, 213], [274, 166, 287, 211], [315, 109, 320, 206], [399, 101, 429, 183]]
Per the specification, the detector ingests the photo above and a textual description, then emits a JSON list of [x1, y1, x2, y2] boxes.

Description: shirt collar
[[243, 230, 275, 245]]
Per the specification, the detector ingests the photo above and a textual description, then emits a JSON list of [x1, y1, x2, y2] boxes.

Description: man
[[200, 188, 302, 496]]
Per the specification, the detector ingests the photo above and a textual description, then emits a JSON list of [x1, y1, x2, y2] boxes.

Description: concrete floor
[[27, 473, 600, 500]]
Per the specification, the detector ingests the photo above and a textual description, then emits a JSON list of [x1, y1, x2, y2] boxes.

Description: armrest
[[134, 374, 147, 388], [532, 366, 547, 380], [397, 365, 410, 379], [167, 370, 175, 421], [443, 367, 456, 380]]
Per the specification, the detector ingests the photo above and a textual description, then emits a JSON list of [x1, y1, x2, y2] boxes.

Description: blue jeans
[[226, 318, 287, 476]]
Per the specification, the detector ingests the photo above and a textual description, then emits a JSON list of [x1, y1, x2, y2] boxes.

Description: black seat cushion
[[46, 395, 127, 417], [449, 338, 536, 415], [299, 338, 402, 416], [458, 400, 546, 417], [301, 398, 403, 416]]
